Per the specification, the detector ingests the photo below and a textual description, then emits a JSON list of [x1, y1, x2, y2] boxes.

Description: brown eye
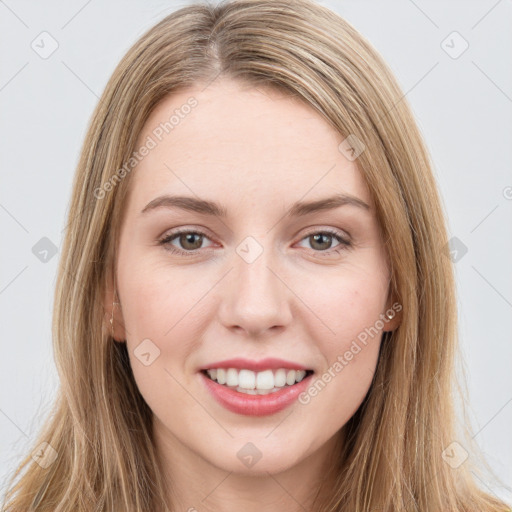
[[176, 232, 204, 251], [309, 233, 335, 251], [297, 229, 351, 253], [158, 229, 213, 256]]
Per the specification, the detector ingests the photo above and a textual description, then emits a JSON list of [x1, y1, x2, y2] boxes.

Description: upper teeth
[[206, 368, 308, 390]]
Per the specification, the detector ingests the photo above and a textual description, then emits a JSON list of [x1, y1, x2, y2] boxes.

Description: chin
[[202, 438, 308, 476]]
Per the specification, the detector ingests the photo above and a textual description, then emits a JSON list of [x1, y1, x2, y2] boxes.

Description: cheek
[[118, 267, 205, 418], [329, 285, 385, 347], [296, 261, 388, 348], [294, 278, 386, 438], [120, 260, 209, 342]]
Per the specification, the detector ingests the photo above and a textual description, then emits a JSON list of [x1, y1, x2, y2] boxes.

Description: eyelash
[[157, 227, 352, 257]]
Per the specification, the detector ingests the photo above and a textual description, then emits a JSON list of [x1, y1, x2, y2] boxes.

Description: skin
[[106, 78, 401, 511]]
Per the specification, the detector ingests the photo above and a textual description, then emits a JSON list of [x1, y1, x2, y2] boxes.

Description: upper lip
[[199, 357, 312, 372]]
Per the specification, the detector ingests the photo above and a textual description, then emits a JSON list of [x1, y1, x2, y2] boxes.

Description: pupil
[[182, 233, 202, 250], [311, 233, 331, 250]]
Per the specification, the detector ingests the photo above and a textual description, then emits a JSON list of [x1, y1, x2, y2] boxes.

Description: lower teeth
[[212, 379, 293, 395], [234, 386, 284, 395]]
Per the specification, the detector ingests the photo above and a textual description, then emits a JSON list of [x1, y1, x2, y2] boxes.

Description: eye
[[296, 228, 352, 254], [158, 229, 214, 256]]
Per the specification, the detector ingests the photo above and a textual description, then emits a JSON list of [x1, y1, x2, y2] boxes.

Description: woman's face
[[110, 78, 400, 477]]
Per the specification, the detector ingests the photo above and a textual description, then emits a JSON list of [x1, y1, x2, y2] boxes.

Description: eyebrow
[[140, 192, 371, 218]]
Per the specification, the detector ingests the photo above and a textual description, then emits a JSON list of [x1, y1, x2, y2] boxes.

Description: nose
[[217, 244, 293, 338]]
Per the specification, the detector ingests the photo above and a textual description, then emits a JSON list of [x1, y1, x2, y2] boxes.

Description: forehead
[[128, 79, 372, 213]]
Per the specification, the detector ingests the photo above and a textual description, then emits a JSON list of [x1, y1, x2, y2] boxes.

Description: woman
[[2, 0, 509, 510]]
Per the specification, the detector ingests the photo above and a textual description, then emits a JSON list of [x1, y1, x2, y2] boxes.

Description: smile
[[202, 367, 313, 395], [200, 367, 315, 416]]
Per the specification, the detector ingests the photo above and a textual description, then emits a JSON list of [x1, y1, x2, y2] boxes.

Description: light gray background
[[1, 0, 511, 504]]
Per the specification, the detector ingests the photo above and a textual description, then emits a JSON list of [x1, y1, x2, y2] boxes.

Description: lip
[[200, 370, 314, 417], [199, 357, 311, 372]]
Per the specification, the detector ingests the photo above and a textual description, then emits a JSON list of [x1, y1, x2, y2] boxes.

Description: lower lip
[[200, 371, 313, 417]]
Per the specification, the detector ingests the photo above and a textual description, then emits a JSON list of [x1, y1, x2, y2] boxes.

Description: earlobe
[[382, 294, 403, 332], [383, 310, 401, 332]]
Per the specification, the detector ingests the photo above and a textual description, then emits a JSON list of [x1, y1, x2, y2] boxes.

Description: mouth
[[200, 367, 315, 396], [198, 357, 316, 416]]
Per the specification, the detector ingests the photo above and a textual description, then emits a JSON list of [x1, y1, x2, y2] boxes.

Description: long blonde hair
[[2, 1, 509, 510]]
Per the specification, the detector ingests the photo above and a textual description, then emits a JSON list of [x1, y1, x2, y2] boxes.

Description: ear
[[382, 290, 402, 332], [103, 270, 126, 343]]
